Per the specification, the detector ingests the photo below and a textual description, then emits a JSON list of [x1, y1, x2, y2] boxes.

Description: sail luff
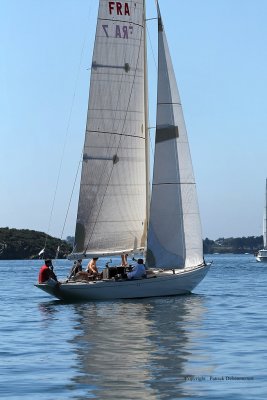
[[147, 3, 203, 269], [73, 0, 147, 257]]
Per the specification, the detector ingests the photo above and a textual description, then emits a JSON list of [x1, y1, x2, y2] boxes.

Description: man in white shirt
[[127, 259, 146, 279]]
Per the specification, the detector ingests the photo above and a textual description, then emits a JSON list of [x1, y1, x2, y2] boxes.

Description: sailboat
[[35, 0, 210, 301], [256, 179, 267, 262]]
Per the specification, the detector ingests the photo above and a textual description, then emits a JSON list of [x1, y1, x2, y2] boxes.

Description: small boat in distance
[[35, 0, 211, 301], [256, 179, 267, 262]]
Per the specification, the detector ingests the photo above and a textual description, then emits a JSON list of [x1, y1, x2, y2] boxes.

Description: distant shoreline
[[0, 227, 72, 260], [0, 227, 263, 260], [203, 236, 262, 255]]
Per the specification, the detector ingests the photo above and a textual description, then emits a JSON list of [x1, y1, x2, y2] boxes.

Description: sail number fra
[[109, 2, 130, 16]]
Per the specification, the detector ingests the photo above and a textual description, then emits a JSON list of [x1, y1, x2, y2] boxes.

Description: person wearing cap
[[38, 259, 58, 283], [127, 258, 146, 279]]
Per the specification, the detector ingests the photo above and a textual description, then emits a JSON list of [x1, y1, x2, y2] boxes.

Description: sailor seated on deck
[[86, 257, 103, 280], [38, 259, 58, 284], [127, 259, 146, 280], [68, 259, 82, 279]]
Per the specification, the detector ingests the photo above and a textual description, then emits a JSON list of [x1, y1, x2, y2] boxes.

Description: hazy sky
[[1, 0, 267, 240]]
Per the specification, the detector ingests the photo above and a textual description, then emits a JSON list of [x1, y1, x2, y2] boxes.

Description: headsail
[[73, 0, 147, 258], [147, 2, 203, 269]]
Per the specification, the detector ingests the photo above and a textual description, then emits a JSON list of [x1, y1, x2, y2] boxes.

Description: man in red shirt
[[38, 259, 57, 283]]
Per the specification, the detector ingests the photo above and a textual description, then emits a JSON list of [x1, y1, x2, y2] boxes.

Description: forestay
[[147, 4, 203, 269], [74, 0, 147, 257]]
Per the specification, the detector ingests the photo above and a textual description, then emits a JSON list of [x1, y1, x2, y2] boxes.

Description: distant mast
[[264, 178, 267, 249]]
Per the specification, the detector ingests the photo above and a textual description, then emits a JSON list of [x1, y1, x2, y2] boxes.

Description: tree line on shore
[[0, 227, 72, 260], [0, 227, 263, 260], [203, 236, 263, 254]]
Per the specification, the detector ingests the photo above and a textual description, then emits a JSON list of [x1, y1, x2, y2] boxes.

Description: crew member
[[86, 257, 99, 277], [68, 259, 82, 279], [38, 259, 58, 283], [127, 258, 146, 279]]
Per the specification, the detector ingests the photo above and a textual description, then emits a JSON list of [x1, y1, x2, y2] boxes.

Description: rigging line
[[152, 182, 196, 186], [58, 153, 83, 245], [149, 127, 155, 161], [84, 12, 145, 254], [146, 24, 157, 70], [44, 3, 93, 253]]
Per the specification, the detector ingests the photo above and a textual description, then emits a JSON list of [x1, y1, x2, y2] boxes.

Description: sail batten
[[147, 3, 203, 269]]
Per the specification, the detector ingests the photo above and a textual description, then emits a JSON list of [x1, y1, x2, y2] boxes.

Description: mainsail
[[147, 4, 203, 269], [74, 0, 147, 257]]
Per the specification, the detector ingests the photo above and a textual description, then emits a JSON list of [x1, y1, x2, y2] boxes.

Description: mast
[[144, 0, 150, 248], [264, 178, 267, 249]]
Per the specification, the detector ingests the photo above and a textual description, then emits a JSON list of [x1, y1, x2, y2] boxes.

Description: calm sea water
[[0, 255, 266, 400]]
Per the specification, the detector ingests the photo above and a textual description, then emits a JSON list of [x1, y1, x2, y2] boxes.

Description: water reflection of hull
[[69, 295, 206, 399]]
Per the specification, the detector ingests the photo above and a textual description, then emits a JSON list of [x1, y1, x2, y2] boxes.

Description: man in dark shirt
[[68, 259, 82, 279], [38, 259, 58, 283]]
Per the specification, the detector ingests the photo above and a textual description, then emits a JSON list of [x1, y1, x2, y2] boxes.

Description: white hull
[[255, 249, 267, 262], [35, 264, 210, 302]]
